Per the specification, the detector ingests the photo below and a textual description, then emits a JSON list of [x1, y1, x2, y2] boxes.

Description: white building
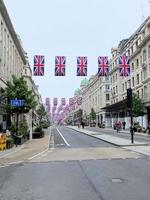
[[107, 16, 150, 129]]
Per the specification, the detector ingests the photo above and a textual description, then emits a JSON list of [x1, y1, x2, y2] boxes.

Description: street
[[0, 126, 150, 200]]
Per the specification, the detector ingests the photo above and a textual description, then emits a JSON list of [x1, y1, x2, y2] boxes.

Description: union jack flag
[[61, 98, 66, 106], [77, 97, 82, 105], [33, 55, 44, 76], [77, 56, 87, 76], [119, 55, 130, 77], [53, 98, 58, 106], [98, 56, 109, 76], [69, 98, 74, 106], [55, 56, 66, 76]]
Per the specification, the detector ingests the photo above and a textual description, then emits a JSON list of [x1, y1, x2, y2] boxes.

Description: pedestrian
[[81, 121, 85, 129], [115, 122, 119, 133], [147, 121, 150, 135], [122, 121, 126, 130]]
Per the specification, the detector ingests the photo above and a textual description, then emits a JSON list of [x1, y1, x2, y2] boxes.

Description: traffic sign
[[10, 100, 25, 107]]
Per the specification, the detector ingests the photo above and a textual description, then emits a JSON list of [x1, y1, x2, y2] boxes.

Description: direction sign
[[10, 100, 25, 107]]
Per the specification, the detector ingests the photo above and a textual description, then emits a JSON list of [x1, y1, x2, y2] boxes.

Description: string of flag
[[33, 55, 130, 77]]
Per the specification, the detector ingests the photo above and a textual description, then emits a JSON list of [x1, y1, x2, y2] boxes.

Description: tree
[[90, 108, 96, 121], [132, 94, 144, 117], [37, 105, 47, 125], [5, 75, 37, 135]]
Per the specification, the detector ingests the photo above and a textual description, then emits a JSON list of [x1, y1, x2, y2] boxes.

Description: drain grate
[[111, 178, 124, 183]]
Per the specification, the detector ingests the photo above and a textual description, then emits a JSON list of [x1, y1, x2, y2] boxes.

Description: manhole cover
[[111, 178, 124, 183]]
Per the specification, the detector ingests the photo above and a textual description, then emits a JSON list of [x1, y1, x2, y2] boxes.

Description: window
[[136, 58, 139, 68], [125, 82, 127, 90], [148, 45, 150, 58], [137, 74, 139, 84], [132, 77, 135, 87], [116, 86, 118, 93], [135, 41, 138, 50], [143, 50, 146, 61], [132, 62, 134, 72], [122, 83, 124, 92], [128, 79, 131, 88], [131, 46, 133, 54], [137, 90, 139, 97], [141, 88, 144, 99], [106, 94, 110, 101]]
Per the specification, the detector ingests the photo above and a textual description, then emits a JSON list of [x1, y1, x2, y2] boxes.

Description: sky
[[4, 0, 150, 104]]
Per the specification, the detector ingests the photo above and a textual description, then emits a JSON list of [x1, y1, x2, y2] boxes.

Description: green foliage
[[132, 94, 144, 117], [90, 108, 96, 121], [10, 123, 17, 133], [5, 75, 37, 114], [6, 136, 14, 148], [37, 105, 47, 123], [34, 126, 43, 133], [17, 119, 28, 137]]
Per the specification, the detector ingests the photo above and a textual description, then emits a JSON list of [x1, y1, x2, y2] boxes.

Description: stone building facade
[[108, 16, 150, 128]]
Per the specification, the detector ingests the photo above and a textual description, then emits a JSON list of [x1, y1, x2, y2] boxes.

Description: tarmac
[[67, 126, 150, 156]]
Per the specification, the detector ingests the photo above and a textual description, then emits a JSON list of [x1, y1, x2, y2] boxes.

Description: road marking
[[55, 127, 70, 147], [28, 149, 48, 160], [6, 161, 23, 165], [0, 145, 24, 159]]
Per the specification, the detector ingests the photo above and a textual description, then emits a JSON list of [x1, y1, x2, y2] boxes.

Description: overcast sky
[[4, 0, 150, 104]]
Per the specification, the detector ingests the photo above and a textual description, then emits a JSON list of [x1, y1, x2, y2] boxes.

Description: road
[[0, 126, 150, 200]]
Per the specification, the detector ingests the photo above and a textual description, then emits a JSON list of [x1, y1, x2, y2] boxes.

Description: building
[[0, 0, 27, 130], [80, 75, 110, 127], [0, 0, 43, 133], [105, 16, 150, 128]]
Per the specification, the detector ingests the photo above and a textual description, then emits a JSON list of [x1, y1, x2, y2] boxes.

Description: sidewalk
[[67, 126, 148, 147], [0, 129, 51, 165], [87, 126, 150, 137]]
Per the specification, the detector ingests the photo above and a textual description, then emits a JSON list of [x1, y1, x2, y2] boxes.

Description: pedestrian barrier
[[0, 133, 7, 150]]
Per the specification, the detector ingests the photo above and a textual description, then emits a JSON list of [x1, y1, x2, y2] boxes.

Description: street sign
[[10, 100, 25, 107]]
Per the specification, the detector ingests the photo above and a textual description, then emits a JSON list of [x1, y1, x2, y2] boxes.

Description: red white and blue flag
[[98, 56, 109, 76], [55, 56, 66, 76], [61, 98, 66, 106], [53, 98, 58, 106], [119, 55, 130, 77], [77, 56, 87, 76], [33, 55, 44, 76], [77, 97, 82, 105], [69, 98, 74, 106]]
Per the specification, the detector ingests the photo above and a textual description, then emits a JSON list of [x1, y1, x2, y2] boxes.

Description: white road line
[[55, 127, 70, 147], [0, 146, 24, 159], [28, 149, 48, 160]]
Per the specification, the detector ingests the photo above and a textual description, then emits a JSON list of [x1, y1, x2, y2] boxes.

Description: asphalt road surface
[[0, 126, 150, 200]]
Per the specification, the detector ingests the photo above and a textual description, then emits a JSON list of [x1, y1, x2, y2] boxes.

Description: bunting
[[119, 55, 130, 77], [77, 56, 87, 76], [33, 55, 44, 76], [98, 56, 109, 76], [55, 56, 66, 76]]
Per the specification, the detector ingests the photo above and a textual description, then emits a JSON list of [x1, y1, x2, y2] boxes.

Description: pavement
[[0, 128, 51, 165], [67, 126, 148, 146], [67, 126, 150, 156]]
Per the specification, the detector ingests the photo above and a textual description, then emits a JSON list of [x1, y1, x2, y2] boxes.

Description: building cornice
[[0, 0, 26, 64]]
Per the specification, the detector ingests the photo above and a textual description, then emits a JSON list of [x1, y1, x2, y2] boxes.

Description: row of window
[[0, 18, 24, 80]]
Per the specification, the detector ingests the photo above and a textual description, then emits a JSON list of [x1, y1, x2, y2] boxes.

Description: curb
[[67, 127, 120, 147], [66, 127, 148, 147]]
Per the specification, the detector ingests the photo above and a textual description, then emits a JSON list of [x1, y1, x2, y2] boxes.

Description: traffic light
[[127, 88, 132, 108]]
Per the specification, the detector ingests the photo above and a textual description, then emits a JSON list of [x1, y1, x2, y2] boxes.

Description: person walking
[[81, 121, 85, 129], [122, 121, 126, 130]]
